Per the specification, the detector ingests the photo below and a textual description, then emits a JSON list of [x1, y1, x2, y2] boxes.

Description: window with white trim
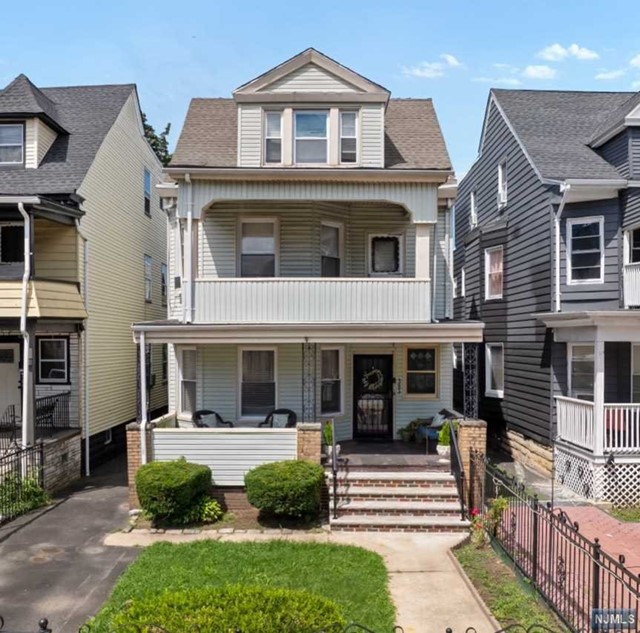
[[240, 349, 276, 418], [470, 190, 478, 227], [567, 217, 603, 284], [37, 338, 68, 383], [294, 110, 328, 164], [264, 111, 282, 164], [161, 263, 167, 306], [144, 255, 152, 302], [144, 168, 152, 216], [0, 123, 24, 165], [321, 222, 342, 277], [240, 219, 277, 277], [369, 234, 402, 275], [627, 227, 640, 264], [568, 344, 594, 400], [0, 224, 24, 264], [321, 348, 343, 415], [497, 161, 508, 207], [484, 246, 503, 300], [340, 111, 357, 163], [406, 347, 438, 396], [485, 343, 504, 398], [179, 348, 197, 415]]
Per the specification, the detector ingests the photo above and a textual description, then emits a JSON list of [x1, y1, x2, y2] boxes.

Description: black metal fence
[[470, 450, 640, 632], [0, 405, 18, 452], [0, 443, 45, 526], [35, 391, 71, 435]]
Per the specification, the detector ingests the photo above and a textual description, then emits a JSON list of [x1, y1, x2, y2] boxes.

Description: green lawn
[[610, 506, 640, 522], [89, 540, 396, 631]]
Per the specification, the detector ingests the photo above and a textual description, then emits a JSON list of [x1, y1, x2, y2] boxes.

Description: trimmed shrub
[[182, 496, 224, 525], [136, 458, 212, 524], [111, 584, 346, 633], [244, 460, 325, 519]]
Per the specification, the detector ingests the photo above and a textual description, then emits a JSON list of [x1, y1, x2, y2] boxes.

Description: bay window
[[240, 349, 276, 418], [294, 110, 328, 164]]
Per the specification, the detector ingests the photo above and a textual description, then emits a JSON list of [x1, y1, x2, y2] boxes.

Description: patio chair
[[259, 408, 297, 428], [192, 409, 234, 428]]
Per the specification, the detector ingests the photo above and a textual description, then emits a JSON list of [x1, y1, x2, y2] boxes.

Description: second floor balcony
[[193, 277, 431, 323]]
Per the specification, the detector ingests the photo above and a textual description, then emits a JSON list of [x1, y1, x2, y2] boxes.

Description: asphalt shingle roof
[[170, 98, 451, 170], [492, 89, 636, 180], [0, 77, 135, 196]]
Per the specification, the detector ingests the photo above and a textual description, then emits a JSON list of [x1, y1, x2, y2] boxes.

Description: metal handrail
[[448, 419, 466, 519], [331, 418, 339, 520]]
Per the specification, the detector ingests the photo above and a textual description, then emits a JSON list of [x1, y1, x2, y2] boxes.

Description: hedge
[[111, 584, 346, 633], [136, 458, 212, 524], [244, 460, 325, 519]]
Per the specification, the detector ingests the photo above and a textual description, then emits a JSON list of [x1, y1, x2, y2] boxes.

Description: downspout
[[17, 203, 31, 448], [75, 219, 91, 476], [184, 173, 193, 324], [554, 183, 571, 312], [445, 199, 454, 319], [431, 223, 439, 323]]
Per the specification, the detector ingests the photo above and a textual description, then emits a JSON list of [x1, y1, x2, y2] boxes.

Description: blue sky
[[3, 0, 640, 174]]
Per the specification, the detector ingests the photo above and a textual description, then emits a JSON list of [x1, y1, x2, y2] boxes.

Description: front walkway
[[0, 455, 138, 633], [105, 529, 496, 633]]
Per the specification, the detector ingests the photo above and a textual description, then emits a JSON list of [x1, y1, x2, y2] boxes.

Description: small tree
[[142, 112, 172, 166]]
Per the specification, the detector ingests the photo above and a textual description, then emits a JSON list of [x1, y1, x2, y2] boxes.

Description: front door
[[0, 343, 20, 421], [353, 354, 393, 440]]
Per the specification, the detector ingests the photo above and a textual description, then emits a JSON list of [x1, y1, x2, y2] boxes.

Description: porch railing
[[555, 396, 594, 451], [623, 262, 640, 307], [35, 392, 71, 436], [603, 403, 640, 453]]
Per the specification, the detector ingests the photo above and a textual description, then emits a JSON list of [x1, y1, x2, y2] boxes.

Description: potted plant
[[398, 426, 414, 442], [322, 421, 336, 461], [437, 421, 452, 456]]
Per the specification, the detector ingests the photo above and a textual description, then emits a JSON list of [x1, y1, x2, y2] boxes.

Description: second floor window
[[144, 255, 152, 302], [0, 124, 24, 165], [321, 222, 342, 277], [264, 111, 282, 164], [0, 224, 24, 263], [144, 169, 151, 216], [568, 217, 603, 284], [370, 235, 402, 275], [241, 219, 276, 277], [294, 110, 328, 164], [340, 112, 357, 163], [484, 246, 503, 300], [497, 161, 508, 208]]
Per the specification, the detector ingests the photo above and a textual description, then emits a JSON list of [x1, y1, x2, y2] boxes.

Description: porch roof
[[131, 319, 484, 345], [535, 310, 640, 342], [0, 280, 86, 319]]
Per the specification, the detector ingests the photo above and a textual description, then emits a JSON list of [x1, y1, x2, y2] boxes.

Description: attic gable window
[[294, 110, 328, 164], [0, 124, 24, 165]]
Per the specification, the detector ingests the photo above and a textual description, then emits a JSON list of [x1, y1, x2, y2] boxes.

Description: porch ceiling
[[536, 311, 640, 342], [132, 319, 484, 344]]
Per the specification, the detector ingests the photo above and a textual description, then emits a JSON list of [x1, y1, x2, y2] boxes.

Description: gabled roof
[[0, 78, 135, 197], [170, 97, 451, 171], [233, 48, 390, 102], [588, 92, 640, 146], [0, 74, 66, 133], [489, 89, 634, 181]]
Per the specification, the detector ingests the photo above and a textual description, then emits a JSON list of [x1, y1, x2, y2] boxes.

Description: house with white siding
[[0, 74, 167, 477], [133, 50, 483, 528]]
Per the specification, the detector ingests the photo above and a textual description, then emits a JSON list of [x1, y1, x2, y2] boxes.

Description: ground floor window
[[405, 347, 438, 396], [321, 347, 342, 415], [485, 343, 504, 398], [37, 337, 69, 383], [568, 344, 594, 400], [180, 348, 197, 415], [240, 349, 276, 418]]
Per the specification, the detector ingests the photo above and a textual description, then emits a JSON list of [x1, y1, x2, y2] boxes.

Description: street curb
[[0, 498, 66, 544], [447, 546, 502, 631]]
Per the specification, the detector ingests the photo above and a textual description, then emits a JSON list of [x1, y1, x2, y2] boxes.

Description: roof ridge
[[492, 87, 635, 95], [40, 82, 136, 91]]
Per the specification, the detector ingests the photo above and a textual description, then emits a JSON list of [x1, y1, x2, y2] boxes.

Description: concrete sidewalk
[[105, 529, 497, 633], [0, 456, 138, 633]]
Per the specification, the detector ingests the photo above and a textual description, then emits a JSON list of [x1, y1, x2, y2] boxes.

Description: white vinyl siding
[[237, 104, 262, 167], [34, 219, 78, 282], [359, 104, 384, 168], [35, 119, 57, 164], [263, 64, 359, 93]]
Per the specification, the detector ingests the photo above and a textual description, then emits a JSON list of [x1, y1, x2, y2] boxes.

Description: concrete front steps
[[328, 468, 470, 533]]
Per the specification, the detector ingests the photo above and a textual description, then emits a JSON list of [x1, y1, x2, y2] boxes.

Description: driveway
[[0, 455, 138, 632]]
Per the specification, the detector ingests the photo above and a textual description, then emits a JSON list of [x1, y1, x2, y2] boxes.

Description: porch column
[[593, 338, 605, 457], [463, 343, 479, 420], [301, 342, 316, 422]]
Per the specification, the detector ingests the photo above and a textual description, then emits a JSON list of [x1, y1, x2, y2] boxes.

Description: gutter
[[17, 204, 31, 448], [0, 196, 40, 205]]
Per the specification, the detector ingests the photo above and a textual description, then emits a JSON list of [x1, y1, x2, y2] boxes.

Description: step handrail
[[448, 419, 466, 520]]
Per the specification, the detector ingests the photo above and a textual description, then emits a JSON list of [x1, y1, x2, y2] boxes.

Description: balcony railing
[[624, 262, 640, 307], [555, 396, 640, 455], [193, 278, 431, 323]]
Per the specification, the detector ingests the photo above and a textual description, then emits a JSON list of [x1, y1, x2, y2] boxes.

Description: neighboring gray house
[[454, 88, 640, 506]]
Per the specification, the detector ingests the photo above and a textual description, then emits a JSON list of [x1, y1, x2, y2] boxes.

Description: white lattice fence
[[555, 445, 640, 506]]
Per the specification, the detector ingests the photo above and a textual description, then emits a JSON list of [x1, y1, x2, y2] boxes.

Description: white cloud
[[523, 65, 557, 79], [595, 69, 626, 80], [441, 53, 462, 68], [493, 63, 519, 74], [472, 76, 522, 86], [537, 43, 599, 61], [630, 54, 640, 68]]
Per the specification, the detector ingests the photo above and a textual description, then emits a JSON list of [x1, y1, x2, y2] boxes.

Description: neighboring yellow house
[[0, 74, 167, 477]]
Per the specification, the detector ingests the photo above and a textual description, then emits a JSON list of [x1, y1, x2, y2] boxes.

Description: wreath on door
[[362, 368, 384, 391]]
